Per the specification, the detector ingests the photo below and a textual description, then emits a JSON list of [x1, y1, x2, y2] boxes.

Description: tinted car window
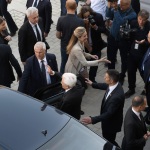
[[38, 118, 106, 150]]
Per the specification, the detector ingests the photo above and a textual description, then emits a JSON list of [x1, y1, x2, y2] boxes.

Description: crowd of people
[[0, 0, 150, 149]]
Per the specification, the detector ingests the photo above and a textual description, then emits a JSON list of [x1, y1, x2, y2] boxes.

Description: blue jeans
[[60, 47, 68, 73], [60, 0, 79, 16], [0, 0, 18, 33]]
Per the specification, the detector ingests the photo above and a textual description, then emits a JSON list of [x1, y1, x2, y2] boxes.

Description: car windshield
[[37, 118, 106, 150]]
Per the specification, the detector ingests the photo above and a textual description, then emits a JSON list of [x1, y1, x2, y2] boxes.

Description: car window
[[38, 118, 106, 150]]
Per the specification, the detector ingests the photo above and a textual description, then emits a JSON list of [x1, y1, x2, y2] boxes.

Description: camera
[[88, 15, 96, 26], [120, 21, 136, 40]]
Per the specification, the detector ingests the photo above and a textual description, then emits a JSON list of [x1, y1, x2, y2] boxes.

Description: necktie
[[41, 60, 47, 86], [33, 0, 38, 7], [35, 24, 41, 41], [105, 88, 110, 100]]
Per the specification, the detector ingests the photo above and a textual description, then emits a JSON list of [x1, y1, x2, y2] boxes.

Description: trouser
[[127, 54, 144, 90], [60, 47, 68, 73], [107, 35, 131, 77], [0, 0, 18, 33], [60, 0, 79, 16], [89, 50, 101, 81], [146, 82, 150, 107], [102, 131, 120, 148]]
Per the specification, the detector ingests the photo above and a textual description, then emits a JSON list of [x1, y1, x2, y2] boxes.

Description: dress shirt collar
[[132, 107, 140, 119], [65, 88, 71, 93], [38, 56, 46, 64], [32, 0, 40, 7], [29, 21, 37, 28], [108, 82, 118, 93]]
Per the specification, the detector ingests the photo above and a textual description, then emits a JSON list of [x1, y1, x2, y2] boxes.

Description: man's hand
[[81, 117, 92, 125], [4, 35, 12, 41], [47, 65, 54, 75], [22, 62, 26, 66], [143, 134, 149, 140], [85, 78, 93, 85], [91, 24, 98, 30], [91, 55, 98, 60], [135, 39, 145, 44]]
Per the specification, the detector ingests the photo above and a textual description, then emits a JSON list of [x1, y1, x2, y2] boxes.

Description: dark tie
[[35, 24, 41, 41], [41, 60, 47, 86], [105, 88, 110, 100], [33, 0, 38, 7]]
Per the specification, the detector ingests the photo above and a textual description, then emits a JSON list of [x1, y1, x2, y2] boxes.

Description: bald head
[[66, 0, 77, 11], [120, 0, 131, 11]]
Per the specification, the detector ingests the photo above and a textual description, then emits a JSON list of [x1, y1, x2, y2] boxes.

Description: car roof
[[0, 87, 70, 150]]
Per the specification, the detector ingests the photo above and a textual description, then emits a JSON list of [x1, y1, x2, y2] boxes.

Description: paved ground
[[7, 0, 150, 149]]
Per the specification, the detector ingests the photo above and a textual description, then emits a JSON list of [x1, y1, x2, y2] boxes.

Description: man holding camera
[[125, 10, 150, 99], [106, 0, 136, 85]]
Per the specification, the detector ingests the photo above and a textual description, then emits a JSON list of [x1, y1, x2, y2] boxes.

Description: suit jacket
[[18, 18, 45, 62], [26, 0, 52, 33], [91, 83, 125, 133], [18, 53, 59, 96], [0, 44, 22, 86], [142, 47, 150, 84], [58, 85, 84, 120], [65, 41, 99, 75], [121, 107, 147, 150], [90, 12, 106, 52], [131, 0, 140, 15]]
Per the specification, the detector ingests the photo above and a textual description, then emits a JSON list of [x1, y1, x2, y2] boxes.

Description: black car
[[0, 87, 120, 150]]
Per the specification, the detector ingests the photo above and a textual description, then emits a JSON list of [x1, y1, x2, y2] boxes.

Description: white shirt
[[29, 21, 42, 41], [38, 57, 51, 84], [105, 82, 118, 99], [32, 0, 40, 7], [132, 107, 141, 120], [90, 0, 107, 20]]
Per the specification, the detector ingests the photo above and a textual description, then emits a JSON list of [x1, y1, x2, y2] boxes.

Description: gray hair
[[138, 9, 149, 20], [62, 73, 77, 88], [34, 42, 46, 50], [26, 7, 38, 17]]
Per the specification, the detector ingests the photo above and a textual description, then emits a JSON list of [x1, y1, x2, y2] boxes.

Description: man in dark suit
[[57, 73, 84, 119], [0, 0, 18, 36], [18, 7, 46, 65], [141, 31, 150, 107], [0, 44, 22, 87], [18, 42, 59, 96], [26, 0, 52, 37], [81, 69, 125, 147], [122, 96, 150, 150]]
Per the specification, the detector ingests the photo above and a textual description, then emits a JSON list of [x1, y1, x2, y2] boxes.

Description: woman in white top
[[65, 26, 110, 76]]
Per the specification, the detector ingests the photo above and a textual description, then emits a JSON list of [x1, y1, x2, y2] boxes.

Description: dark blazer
[[121, 107, 147, 150], [91, 12, 106, 52], [18, 19, 45, 62], [0, 29, 10, 44], [131, 0, 140, 15], [26, 0, 52, 34], [18, 53, 59, 96], [91, 83, 125, 133], [58, 85, 84, 120], [0, 44, 22, 86], [142, 47, 150, 84]]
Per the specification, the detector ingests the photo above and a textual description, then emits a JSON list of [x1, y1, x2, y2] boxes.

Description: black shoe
[[125, 90, 135, 99], [80, 110, 84, 115], [10, 32, 16, 37], [141, 90, 146, 95]]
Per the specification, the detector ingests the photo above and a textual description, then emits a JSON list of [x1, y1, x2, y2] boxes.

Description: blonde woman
[[65, 26, 110, 77]]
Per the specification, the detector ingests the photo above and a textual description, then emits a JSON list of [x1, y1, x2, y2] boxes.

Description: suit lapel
[[27, 22, 37, 41], [102, 84, 119, 108]]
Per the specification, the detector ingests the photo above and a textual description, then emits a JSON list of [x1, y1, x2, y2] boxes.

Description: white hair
[[62, 73, 77, 88], [34, 42, 46, 51], [26, 7, 38, 17]]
